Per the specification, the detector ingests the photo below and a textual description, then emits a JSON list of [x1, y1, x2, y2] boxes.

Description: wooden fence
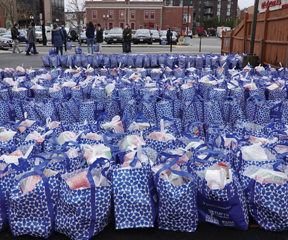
[[221, 8, 288, 68]]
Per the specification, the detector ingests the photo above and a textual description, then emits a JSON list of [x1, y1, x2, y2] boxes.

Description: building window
[[227, 8, 230, 12], [131, 23, 135, 29], [109, 22, 113, 29], [199, 1, 201, 3], [144, 11, 149, 19], [217, 8, 220, 11], [108, 11, 113, 19], [92, 10, 97, 19], [150, 11, 155, 19], [131, 11, 135, 19], [120, 22, 124, 28], [198, 8, 201, 12], [120, 11, 124, 19]]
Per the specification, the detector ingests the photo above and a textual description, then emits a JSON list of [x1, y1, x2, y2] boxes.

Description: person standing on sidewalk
[[86, 21, 95, 55], [96, 23, 103, 54], [122, 23, 132, 53], [52, 23, 64, 55], [61, 25, 69, 52], [11, 23, 22, 53], [166, 27, 171, 45], [26, 22, 38, 55]]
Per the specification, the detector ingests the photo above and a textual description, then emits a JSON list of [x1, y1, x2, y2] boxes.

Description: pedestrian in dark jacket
[[61, 25, 69, 52], [96, 23, 103, 53], [166, 27, 171, 45], [122, 23, 132, 53], [11, 23, 22, 53], [86, 21, 95, 54], [52, 23, 64, 55], [26, 22, 38, 55]]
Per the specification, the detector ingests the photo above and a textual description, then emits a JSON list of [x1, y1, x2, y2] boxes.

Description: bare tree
[[66, 0, 86, 43], [0, 0, 33, 27], [66, 0, 86, 26]]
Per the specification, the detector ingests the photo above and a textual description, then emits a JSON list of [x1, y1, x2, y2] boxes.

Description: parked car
[[0, 40, 10, 50], [0, 28, 7, 36], [0, 36, 13, 47], [151, 31, 161, 43], [105, 28, 123, 44], [35, 26, 52, 42], [133, 29, 152, 44], [2, 29, 26, 42], [187, 30, 193, 38], [160, 31, 177, 45], [132, 30, 136, 39], [69, 28, 79, 41], [80, 31, 87, 43], [103, 30, 110, 41]]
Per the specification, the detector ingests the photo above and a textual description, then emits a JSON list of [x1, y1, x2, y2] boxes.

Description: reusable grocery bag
[[153, 155, 198, 232], [195, 157, 249, 230], [49, 47, 57, 55], [0, 162, 23, 232], [75, 46, 82, 54], [112, 153, 158, 229], [8, 163, 60, 238], [55, 159, 112, 240], [66, 41, 72, 51], [240, 158, 288, 231]]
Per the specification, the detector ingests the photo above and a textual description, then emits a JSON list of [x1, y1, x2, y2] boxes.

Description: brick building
[[85, 0, 192, 31], [164, 0, 238, 21]]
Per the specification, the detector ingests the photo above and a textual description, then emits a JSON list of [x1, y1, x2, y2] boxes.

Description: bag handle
[[155, 153, 193, 183], [17, 161, 55, 230]]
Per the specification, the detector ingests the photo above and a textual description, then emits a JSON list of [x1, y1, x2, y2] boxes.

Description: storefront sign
[[261, 0, 281, 9]]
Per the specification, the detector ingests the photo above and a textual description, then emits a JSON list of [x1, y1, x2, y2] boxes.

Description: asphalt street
[[0, 37, 221, 69]]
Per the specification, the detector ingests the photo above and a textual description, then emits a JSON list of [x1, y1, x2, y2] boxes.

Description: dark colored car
[[0, 41, 10, 50], [133, 29, 152, 44], [106, 28, 123, 44], [151, 32, 161, 43]]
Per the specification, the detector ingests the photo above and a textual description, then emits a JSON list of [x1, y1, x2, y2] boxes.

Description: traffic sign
[[197, 27, 204, 33]]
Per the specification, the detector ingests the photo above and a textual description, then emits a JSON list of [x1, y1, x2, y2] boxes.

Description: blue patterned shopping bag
[[240, 159, 288, 231], [8, 164, 60, 238], [156, 99, 174, 125], [57, 99, 80, 123], [0, 163, 23, 232], [112, 156, 158, 229], [223, 96, 245, 126], [153, 156, 198, 232], [196, 160, 249, 230], [55, 159, 112, 240]]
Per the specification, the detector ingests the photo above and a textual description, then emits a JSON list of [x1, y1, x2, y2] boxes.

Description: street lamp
[[103, 14, 108, 30]]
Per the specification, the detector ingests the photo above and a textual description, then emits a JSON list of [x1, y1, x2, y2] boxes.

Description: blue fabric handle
[[273, 159, 284, 172], [87, 157, 109, 238]]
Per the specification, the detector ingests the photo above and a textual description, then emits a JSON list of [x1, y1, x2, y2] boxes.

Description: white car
[[26, 26, 52, 42]]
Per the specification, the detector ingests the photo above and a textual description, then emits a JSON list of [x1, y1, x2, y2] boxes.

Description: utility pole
[[181, 1, 184, 36], [249, 0, 259, 54], [40, 0, 47, 45], [186, 0, 190, 36], [199, 0, 204, 52]]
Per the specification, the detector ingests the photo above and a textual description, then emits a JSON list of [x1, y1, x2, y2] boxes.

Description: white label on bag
[[205, 215, 219, 224], [222, 220, 235, 227]]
